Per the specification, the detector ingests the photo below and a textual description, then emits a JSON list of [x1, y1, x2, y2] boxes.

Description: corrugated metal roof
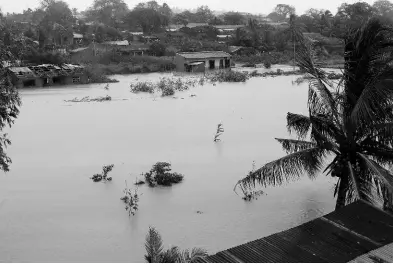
[[199, 201, 393, 263], [349, 243, 393, 263], [177, 51, 231, 59]]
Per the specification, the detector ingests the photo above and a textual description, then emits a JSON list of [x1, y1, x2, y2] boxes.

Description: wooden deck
[[197, 201, 393, 263]]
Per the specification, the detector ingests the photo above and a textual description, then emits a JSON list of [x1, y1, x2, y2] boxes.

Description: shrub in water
[[144, 162, 184, 187], [207, 70, 249, 82], [120, 180, 140, 216], [91, 164, 114, 182], [130, 82, 155, 93], [263, 61, 272, 69]]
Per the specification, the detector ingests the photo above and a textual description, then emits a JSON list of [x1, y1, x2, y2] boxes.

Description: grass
[[90, 164, 115, 182], [214, 123, 224, 142], [144, 162, 184, 187]]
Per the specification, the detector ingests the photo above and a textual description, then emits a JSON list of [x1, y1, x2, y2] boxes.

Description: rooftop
[[8, 64, 85, 79], [177, 51, 231, 59], [197, 200, 393, 263]]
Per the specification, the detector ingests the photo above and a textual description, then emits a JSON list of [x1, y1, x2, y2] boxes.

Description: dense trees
[[223, 12, 245, 25]]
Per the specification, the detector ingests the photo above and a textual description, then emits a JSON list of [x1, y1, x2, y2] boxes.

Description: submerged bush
[[206, 70, 250, 82], [91, 164, 114, 182], [130, 82, 155, 93], [144, 162, 184, 187], [264, 61, 272, 69], [120, 180, 140, 216]]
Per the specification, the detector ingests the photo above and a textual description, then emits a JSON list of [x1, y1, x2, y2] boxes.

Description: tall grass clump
[[144, 162, 184, 187]]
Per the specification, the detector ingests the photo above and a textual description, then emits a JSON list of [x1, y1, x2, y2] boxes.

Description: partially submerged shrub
[[206, 70, 249, 82], [130, 82, 155, 93], [91, 164, 114, 182], [144, 162, 184, 187], [263, 61, 272, 69], [120, 180, 140, 216], [214, 123, 224, 142]]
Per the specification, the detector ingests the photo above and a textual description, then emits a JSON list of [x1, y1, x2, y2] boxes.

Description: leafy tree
[[235, 18, 393, 211], [0, 16, 22, 172], [148, 42, 166, 56], [274, 4, 296, 20], [223, 12, 245, 25], [172, 13, 188, 27], [86, 0, 129, 27], [266, 11, 285, 22], [195, 5, 214, 23], [373, 0, 393, 18], [337, 2, 375, 29], [144, 227, 208, 263], [38, 0, 74, 46], [126, 8, 163, 34]]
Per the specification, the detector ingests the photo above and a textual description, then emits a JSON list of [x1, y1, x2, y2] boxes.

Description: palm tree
[[283, 14, 304, 70], [144, 227, 208, 263], [235, 18, 393, 211]]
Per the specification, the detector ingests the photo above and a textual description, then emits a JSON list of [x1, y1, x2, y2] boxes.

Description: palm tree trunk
[[335, 176, 348, 210]]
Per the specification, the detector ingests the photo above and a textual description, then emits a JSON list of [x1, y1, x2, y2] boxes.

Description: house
[[8, 64, 87, 88], [102, 40, 129, 46], [73, 33, 84, 45], [175, 51, 231, 72], [166, 23, 209, 32], [228, 46, 245, 55], [213, 25, 245, 34], [141, 36, 159, 43]]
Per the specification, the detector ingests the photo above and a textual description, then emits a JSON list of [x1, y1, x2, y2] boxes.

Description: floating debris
[[65, 95, 111, 103]]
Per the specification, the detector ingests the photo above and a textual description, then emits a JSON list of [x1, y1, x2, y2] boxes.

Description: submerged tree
[[235, 18, 393, 211], [144, 227, 207, 263]]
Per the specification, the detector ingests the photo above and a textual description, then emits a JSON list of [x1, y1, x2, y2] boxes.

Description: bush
[[90, 164, 114, 182], [144, 162, 184, 187], [84, 66, 118, 83], [148, 42, 167, 56], [130, 82, 155, 93], [264, 61, 272, 69], [206, 70, 249, 82]]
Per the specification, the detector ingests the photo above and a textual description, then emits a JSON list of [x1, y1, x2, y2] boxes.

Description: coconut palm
[[235, 17, 393, 211], [144, 227, 208, 263]]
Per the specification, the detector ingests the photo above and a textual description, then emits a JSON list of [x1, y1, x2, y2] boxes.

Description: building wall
[[175, 54, 186, 72]]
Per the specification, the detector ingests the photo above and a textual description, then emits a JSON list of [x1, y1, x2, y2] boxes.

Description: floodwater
[[0, 68, 336, 262]]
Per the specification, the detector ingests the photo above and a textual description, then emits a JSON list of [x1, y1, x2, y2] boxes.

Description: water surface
[[0, 71, 336, 262]]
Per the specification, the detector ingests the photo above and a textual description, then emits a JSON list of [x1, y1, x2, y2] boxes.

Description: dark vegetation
[[214, 123, 224, 142], [65, 95, 112, 102], [145, 227, 208, 263], [90, 164, 114, 182], [120, 180, 140, 216], [144, 162, 184, 187]]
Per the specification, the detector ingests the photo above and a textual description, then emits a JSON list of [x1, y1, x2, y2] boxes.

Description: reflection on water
[[0, 72, 335, 262]]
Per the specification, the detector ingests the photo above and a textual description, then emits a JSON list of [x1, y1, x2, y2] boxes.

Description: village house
[[175, 51, 231, 73], [8, 64, 87, 88]]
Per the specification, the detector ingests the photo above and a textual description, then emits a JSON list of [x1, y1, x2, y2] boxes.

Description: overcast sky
[[1, 0, 377, 15]]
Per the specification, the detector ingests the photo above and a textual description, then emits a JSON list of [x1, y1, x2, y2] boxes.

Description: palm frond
[[275, 138, 316, 154], [144, 226, 164, 263], [286, 113, 311, 139], [358, 153, 393, 190], [347, 161, 360, 200], [160, 246, 181, 263], [350, 79, 393, 127], [235, 148, 327, 192], [189, 248, 208, 263]]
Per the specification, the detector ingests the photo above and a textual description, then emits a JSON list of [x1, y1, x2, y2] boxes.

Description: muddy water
[[0, 71, 336, 262]]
